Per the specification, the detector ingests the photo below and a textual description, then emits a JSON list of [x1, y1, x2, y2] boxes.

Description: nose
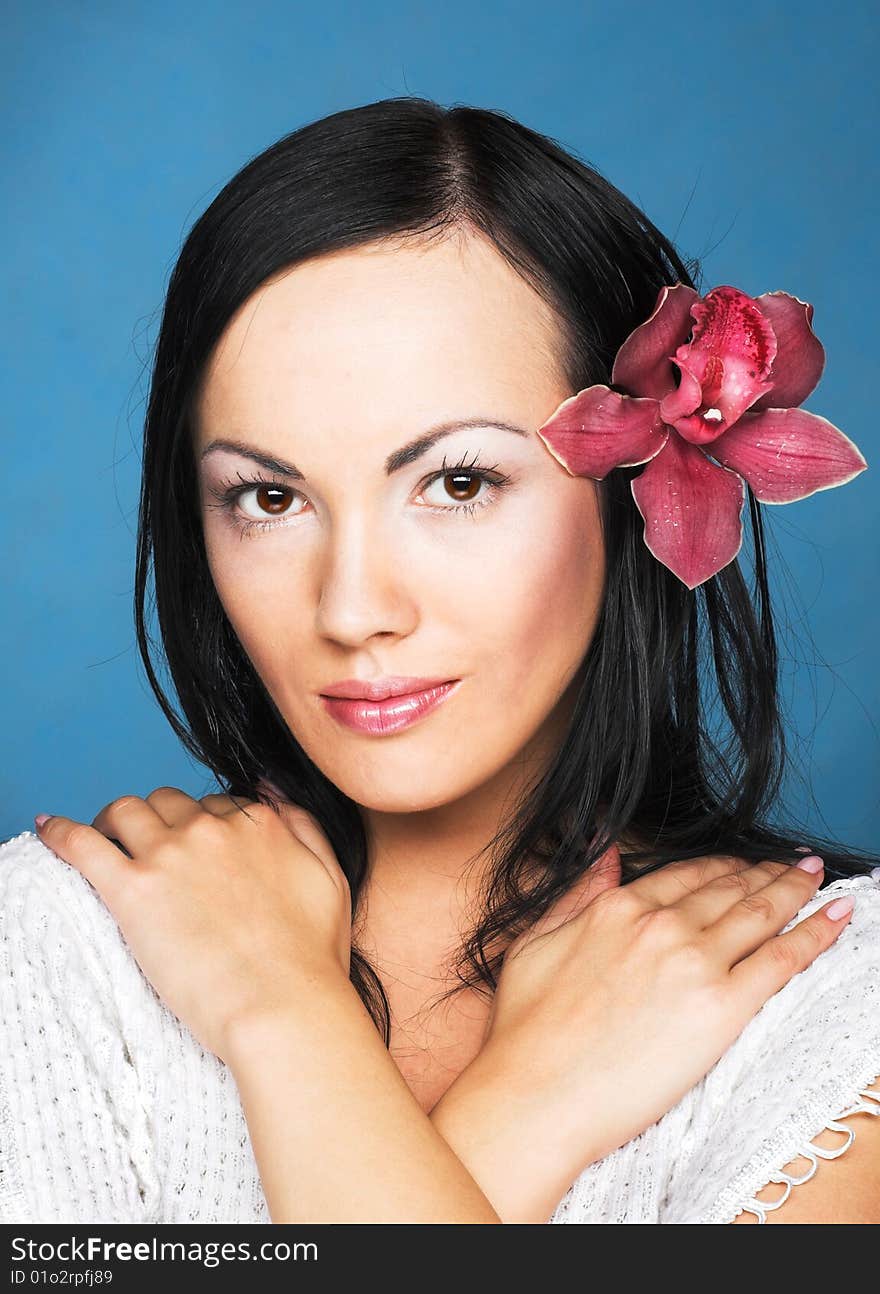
[[313, 511, 417, 646]]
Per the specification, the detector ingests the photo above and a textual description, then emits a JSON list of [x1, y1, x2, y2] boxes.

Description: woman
[[2, 97, 878, 1225]]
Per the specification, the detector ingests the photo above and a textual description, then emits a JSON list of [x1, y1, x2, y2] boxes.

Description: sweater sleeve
[[661, 871, 880, 1224], [0, 830, 160, 1223]]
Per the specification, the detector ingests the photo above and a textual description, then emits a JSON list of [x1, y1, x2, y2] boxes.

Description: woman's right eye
[[236, 483, 305, 523], [204, 475, 305, 537]]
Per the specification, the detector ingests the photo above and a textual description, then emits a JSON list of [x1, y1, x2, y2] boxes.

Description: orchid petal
[[750, 291, 825, 410], [658, 356, 703, 426], [611, 283, 700, 400], [535, 385, 669, 478], [708, 407, 868, 502], [668, 285, 777, 442], [630, 433, 746, 589]]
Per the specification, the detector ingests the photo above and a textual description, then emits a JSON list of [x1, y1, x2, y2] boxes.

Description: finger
[[729, 893, 855, 1015], [34, 813, 129, 904], [672, 856, 822, 927], [143, 786, 205, 826], [197, 792, 256, 818], [90, 795, 168, 856], [199, 788, 335, 871], [627, 853, 761, 909], [702, 859, 829, 966]]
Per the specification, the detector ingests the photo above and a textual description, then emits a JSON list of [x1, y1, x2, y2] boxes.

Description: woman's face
[[194, 230, 605, 813]]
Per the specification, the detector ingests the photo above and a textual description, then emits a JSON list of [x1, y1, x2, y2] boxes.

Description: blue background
[[3, 0, 877, 848]]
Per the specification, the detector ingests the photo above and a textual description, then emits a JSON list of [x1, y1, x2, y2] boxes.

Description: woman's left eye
[[419, 466, 510, 516], [206, 459, 511, 537]]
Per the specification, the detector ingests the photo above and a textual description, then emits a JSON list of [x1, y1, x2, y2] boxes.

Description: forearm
[[429, 1042, 602, 1224], [224, 974, 502, 1224]]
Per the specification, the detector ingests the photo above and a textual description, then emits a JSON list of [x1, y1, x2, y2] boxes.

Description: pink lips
[[319, 679, 461, 735]]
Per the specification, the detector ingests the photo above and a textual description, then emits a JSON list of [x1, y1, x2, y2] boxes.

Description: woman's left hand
[[33, 784, 352, 1064]]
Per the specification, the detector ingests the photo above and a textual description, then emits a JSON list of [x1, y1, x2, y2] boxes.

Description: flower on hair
[[535, 283, 868, 589]]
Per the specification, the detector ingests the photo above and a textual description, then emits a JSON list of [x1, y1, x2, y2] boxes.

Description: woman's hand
[[479, 847, 853, 1168], [432, 847, 855, 1222], [33, 783, 352, 1064]]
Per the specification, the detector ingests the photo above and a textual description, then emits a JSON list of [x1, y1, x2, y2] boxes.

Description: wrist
[[219, 975, 503, 1223], [430, 1039, 602, 1223], [220, 967, 360, 1070]]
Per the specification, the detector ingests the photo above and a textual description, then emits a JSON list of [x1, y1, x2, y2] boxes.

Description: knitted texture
[[1, 830, 878, 1224]]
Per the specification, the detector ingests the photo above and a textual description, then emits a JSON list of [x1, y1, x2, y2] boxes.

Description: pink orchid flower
[[535, 283, 868, 589]]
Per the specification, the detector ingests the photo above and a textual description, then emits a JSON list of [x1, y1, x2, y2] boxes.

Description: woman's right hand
[[479, 847, 853, 1168]]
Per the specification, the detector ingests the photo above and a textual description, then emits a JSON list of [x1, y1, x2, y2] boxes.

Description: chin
[[307, 749, 488, 814], [334, 776, 468, 815]]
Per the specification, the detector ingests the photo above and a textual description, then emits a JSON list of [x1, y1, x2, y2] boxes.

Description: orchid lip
[[319, 676, 459, 701]]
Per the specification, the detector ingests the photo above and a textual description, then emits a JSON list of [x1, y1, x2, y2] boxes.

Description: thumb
[[257, 776, 288, 801], [259, 788, 349, 895], [506, 842, 622, 958], [542, 841, 622, 932]]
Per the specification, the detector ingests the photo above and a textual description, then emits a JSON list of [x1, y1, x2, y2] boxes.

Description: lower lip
[[319, 680, 461, 735]]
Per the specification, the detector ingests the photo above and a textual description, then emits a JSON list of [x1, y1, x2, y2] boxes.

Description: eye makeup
[[202, 449, 514, 539]]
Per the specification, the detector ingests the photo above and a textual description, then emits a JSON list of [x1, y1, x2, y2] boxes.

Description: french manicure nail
[[826, 896, 855, 920], [34, 814, 51, 829], [796, 854, 824, 873]]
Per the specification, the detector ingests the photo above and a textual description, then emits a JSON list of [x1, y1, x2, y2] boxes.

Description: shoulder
[[663, 872, 880, 1224], [0, 827, 175, 1038], [0, 830, 162, 1222], [0, 829, 153, 1002], [2, 826, 120, 929]]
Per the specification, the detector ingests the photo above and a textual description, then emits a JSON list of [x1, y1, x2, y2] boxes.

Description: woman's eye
[[207, 458, 511, 537], [237, 483, 304, 523], [421, 469, 498, 511], [204, 477, 306, 537]]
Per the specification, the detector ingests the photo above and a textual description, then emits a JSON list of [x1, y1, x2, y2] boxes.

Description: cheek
[[475, 490, 603, 695], [204, 538, 310, 673]]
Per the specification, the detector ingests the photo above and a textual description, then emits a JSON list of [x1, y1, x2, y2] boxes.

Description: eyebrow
[[199, 418, 531, 479]]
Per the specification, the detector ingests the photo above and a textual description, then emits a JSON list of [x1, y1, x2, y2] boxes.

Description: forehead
[[194, 231, 571, 439]]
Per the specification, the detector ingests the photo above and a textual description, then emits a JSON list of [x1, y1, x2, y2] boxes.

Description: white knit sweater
[[1, 829, 879, 1224]]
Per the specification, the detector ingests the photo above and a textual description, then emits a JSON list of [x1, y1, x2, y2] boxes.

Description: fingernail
[[34, 814, 52, 829], [826, 896, 855, 920], [796, 854, 824, 873]]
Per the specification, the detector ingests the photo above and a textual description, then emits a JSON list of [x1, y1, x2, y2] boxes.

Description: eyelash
[[204, 452, 513, 538]]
